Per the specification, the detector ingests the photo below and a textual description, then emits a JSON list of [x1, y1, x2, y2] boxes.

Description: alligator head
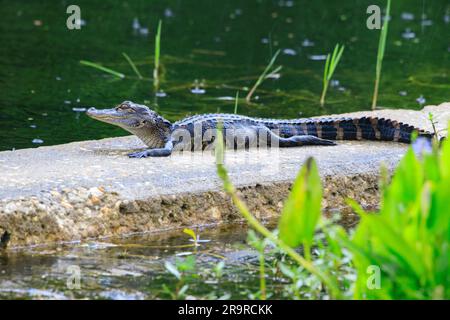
[[86, 101, 173, 148]]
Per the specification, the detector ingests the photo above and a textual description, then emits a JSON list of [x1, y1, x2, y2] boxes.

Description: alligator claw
[[128, 151, 149, 158]]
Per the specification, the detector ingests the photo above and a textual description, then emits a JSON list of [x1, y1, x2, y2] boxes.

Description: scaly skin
[[86, 101, 432, 158]]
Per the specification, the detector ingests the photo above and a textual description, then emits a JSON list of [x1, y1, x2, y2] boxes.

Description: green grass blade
[[323, 54, 331, 85], [327, 44, 345, 81], [154, 19, 162, 89], [320, 44, 344, 105], [234, 91, 239, 114], [246, 49, 281, 102], [372, 0, 391, 109], [80, 60, 125, 79], [122, 53, 143, 79]]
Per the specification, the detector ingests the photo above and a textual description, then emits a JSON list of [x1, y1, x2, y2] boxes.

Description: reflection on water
[[0, 223, 281, 300], [0, 0, 448, 151]]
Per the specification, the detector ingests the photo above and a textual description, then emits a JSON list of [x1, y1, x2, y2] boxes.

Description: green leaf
[[278, 158, 322, 248], [183, 228, 197, 242], [164, 261, 181, 279]]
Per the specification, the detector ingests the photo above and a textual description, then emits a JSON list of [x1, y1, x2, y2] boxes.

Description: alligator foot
[[279, 135, 336, 147], [128, 148, 172, 158]]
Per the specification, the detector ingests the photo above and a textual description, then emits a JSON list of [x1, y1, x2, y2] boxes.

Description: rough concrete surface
[[0, 103, 449, 247]]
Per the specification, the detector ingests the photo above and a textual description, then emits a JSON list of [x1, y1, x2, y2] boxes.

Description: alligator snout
[[86, 107, 97, 116]]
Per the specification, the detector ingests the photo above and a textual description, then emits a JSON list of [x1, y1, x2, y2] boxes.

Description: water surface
[[0, 0, 448, 150]]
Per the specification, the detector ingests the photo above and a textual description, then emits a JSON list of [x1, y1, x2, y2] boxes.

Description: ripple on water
[[402, 28, 416, 40], [308, 54, 327, 61]]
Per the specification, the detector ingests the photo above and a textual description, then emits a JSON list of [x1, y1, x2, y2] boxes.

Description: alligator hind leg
[[278, 135, 336, 147]]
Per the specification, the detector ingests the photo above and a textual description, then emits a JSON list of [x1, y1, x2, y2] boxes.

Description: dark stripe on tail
[[313, 117, 432, 143]]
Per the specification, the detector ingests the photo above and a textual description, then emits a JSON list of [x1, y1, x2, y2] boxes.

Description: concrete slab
[[0, 102, 449, 247]]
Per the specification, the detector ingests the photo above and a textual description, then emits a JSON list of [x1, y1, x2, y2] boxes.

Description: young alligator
[[86, 101, 432, 158]]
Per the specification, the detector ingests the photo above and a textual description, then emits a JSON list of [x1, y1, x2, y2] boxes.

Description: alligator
[[86, 101, 433, 158]]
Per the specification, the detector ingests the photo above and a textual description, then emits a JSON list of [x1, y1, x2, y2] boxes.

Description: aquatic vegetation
[[153, 19, 162, 91], [372, 0, 391, 110], [215, 123, 450, 299], [246, 49, 282, 103], [344, 137, 450, 299], [163, 255, 197, 299], [122, 52, 143, 79], [215, 127, 343, 299], [234, 91, 239, 114], [320, 44, 345, 106], [247, 230, 269, 300], [79, 60, 125, 79]]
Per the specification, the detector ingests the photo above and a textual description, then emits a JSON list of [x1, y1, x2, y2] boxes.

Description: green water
[[0, 0, 448, 151], [0, 224, 295, 300]]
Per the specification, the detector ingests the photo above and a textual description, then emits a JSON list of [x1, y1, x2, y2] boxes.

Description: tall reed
[[320, 44, 345, 106], [79, 60, 124, 79], [154, 20, 162, 90], [122, 53, 143, 79], [372, 0, 391, 110], [246, 50, 282, 103]]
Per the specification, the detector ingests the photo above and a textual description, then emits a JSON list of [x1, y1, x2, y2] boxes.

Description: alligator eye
[[116, 104, 130, 111]]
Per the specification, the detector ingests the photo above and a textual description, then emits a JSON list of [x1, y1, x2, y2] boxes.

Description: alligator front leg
[[128, 141, 173, 158]]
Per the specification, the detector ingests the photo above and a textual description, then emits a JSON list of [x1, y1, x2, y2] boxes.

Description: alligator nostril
[[86, 107, 96, 114]]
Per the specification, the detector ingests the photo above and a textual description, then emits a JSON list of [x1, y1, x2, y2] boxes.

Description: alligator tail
[[309, 117, 433, 143]]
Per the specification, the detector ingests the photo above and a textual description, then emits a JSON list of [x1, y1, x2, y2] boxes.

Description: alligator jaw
[[86, 107, 124, 125]]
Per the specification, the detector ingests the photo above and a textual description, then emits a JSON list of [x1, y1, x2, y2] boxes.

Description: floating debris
[[188, 238, 211, 243], [401, 28, 416, 40], [401, 12, 414, 21], [266, 72, 280, 79], [191, 87, 206, 94], [308, 54, 327, 61], [164, 8, 174, 18], [32, 139, 44, 144], [155, 91, 167, 98], [176, 252, 193, 256], [285, 0, 294, 7], [76, 19, 87, 27], [399, 91, 408, 96], [132, 18, 140, 30], [30, 124, 37, 129], [445, 14, 450, 24], [416, 95, 426, 105], [72, 107, 87, 112], [382, 15, 392, 22], [421, 19, 433, 27], [330, 79, 340, 87], [191, 80, 206, 94], [338, 87, 346, 92], [83, 242, 118, 249], [302, 39, 315, 47], [282, 48, 297, 56], [56, 76, 61, 81], [261, 38, 269, 44], [216, 96, 235, 101], [27, 117, 34, 121], [139, 28, 149, 36], [64, 100, 71, 105]]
